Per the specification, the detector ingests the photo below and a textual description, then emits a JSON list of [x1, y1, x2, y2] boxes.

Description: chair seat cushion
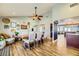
[[6, 38, 15, 44]]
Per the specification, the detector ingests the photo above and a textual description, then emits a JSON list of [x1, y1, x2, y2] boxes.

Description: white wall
[[0, 17, 38, 36], [52, 3, 79, 21], [0, 10, 52, 38], [39, 9, 52, 38], [0, 6, 53, 39]]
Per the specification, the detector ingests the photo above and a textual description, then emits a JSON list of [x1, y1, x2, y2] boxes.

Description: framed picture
[[21, 25, 27, 29], [4, 25, 9, 29], [11, 22, 16, 28]]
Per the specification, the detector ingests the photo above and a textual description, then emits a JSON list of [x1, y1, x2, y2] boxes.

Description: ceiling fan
[[28, 6, 43, 20]]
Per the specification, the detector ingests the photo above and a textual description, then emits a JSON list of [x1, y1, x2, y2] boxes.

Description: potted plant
[[15, 31, 19, 36], [0, 36, 6, 49], [14, 32, 19, 41], [0, 36, 5, 41]]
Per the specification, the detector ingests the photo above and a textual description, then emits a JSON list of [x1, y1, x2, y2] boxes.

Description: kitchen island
[[66, 33, 79, 48]]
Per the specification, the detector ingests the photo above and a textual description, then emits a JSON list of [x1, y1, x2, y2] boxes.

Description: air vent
[[70, 3, 79, 8]]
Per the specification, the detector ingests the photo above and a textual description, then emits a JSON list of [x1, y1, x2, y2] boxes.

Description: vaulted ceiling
[[0, 3, 53, 16]]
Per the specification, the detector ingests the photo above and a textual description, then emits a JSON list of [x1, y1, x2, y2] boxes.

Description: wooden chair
[[22, 32, 35, 50], [41, 32, 44, 44], [35, 32, 42, 47]]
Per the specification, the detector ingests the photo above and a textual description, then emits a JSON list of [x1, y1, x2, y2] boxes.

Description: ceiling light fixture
[[28, 6, 43, 20]]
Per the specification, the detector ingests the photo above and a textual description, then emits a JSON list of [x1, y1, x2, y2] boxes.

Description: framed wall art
[[21, 25, 27, 29], [4, 25, 9, 29]]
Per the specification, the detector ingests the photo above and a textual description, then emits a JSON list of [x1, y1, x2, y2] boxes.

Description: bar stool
[[35, 32, 42, 47]]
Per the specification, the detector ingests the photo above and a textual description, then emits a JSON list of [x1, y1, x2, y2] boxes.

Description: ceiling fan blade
[[39, 16, 43, 17], [28, 6, 43, 20], [38, 17, 41, 20], [28, 16, 37, 19]]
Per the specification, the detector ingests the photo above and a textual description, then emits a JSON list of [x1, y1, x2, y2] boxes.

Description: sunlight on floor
[[57, 34, 67, 55]]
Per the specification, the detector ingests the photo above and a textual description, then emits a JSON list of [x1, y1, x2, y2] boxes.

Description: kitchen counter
[[66, 33, 79, 48]]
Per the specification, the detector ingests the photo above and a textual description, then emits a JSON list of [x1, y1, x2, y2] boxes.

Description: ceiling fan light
[[33, 17, 37, 20]]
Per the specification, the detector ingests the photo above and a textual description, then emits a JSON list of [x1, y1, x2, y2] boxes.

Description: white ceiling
[[0, 3, 53, 16]]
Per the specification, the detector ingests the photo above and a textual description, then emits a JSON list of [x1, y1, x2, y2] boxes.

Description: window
[[11, 22, 16, 28]]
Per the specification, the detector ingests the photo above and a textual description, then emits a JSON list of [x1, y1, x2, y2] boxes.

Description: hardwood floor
[[0, 39, 79, 56]]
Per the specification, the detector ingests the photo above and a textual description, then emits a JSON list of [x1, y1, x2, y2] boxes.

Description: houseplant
[[14, 31, 20, 41], [0, 36, 4, 41], [0, 36, 6, 49], [15, 31, 19, 36]]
